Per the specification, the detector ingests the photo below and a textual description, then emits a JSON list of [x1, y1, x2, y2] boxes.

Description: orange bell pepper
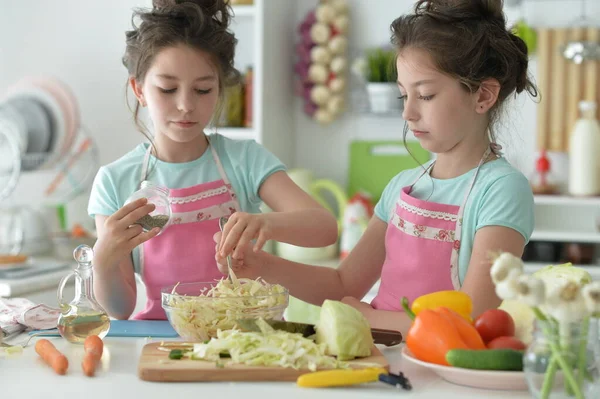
[[437, 307, 485, 350], [402, 298, 485, 366]]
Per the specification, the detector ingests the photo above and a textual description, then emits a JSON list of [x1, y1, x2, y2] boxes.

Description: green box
[[348, 140, 431, 203]]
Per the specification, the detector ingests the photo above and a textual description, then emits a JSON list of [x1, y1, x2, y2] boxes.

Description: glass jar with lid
[[125, 180, 172, 235]]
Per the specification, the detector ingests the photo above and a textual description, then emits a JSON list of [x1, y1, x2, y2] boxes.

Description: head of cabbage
[[499, 263, 592, 345], [314, 300, 373, 361]]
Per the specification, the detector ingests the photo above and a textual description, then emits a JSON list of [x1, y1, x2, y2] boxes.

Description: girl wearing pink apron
[[133, 136, 240, 320], [371, 146, 494, 311]]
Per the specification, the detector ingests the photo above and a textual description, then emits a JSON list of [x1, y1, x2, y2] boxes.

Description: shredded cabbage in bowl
[[162, 273, 289, 342]]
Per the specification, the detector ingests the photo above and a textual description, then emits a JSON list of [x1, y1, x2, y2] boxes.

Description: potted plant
[[351, 47, 399, 114]]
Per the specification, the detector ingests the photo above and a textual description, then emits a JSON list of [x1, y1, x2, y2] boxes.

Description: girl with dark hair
[[215, 0, 538, 335], [88, 0, 338, 320]]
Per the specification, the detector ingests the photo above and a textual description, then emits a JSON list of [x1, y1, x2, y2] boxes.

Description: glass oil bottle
[[56, 245, 110, 343]]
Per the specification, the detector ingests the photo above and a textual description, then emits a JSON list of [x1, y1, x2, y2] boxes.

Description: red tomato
[[473, 309, 515, 343], [487, 336, 526, 351]]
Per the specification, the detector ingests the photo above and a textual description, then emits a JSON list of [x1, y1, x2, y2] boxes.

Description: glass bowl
[[161, 280, 289, 342]]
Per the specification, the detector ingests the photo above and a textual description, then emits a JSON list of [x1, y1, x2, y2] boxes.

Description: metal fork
[[218, 216, 234, 283]]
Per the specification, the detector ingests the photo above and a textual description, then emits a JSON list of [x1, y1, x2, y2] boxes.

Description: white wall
[[0, 0, 153, 165], [0, 0, 263, 231], [0, 0, 155, 230]]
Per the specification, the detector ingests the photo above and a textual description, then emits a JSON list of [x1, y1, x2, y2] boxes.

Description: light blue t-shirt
[[87, 133, 286, 272], [374, 157, 534, 284]]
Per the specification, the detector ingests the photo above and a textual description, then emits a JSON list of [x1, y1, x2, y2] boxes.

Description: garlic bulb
[[296, 0, 349, 125], [582, 281, 600, 315], [332, 15, 349, 34], [315, 108, 334, 124], [544, 281, 588, 324], [490, 252, 524, 301], [330, 57, 347, 74], [315, 4, 336, 24], [490, 252, 524, 285], [329, 77, 346, 93], [515, 275, 545, 307], [310, 46, 332, 65], [308, 64, 328, 84], [327, 95, 345, 115], [310, 23, 331, 45], [310, 85, 331, 106], [328, 36, 348, 55], [495, 268, 522, 300], [330, 0, 349, 14]]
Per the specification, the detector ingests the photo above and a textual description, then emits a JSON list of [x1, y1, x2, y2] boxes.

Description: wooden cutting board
[[138, 342, 390, 382]]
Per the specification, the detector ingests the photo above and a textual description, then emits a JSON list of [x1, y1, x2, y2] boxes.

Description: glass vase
[[523, 318, 600, 399]]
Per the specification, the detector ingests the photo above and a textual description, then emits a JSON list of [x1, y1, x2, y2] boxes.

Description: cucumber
[[446, 349, 523, 371]]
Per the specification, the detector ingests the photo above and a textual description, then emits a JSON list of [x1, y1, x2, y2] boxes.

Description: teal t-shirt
[[374, 157, 534, 284], [87, 133, 286, 272]]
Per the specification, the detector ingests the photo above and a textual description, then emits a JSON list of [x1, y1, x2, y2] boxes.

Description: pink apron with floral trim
[[371, 147, 492, 311], [133, 137, 240, 320]]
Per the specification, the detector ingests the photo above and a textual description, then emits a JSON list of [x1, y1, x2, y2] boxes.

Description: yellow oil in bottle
[[57, 311, 110, 344], [57, 245, 111, 344]]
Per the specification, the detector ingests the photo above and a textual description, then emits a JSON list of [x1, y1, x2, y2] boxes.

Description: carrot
[[82, 355, 98, 377], [82, 335, 104, 377], [35, 339, 68, 375], [84, 335, 104, 357]]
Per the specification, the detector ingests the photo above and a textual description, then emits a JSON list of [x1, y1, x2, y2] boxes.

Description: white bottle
[[568, 101, 600, 196]]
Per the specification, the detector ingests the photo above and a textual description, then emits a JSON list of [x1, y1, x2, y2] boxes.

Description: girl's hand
[[213, 231, 264, 279], [93, 198, 160, 268], [218, 212, 272, 259]]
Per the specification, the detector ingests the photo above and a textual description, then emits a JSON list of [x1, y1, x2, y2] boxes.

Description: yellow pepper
[[410, 291, 473, 322]]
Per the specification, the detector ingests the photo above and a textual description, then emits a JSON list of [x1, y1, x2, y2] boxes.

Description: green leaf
[[365, 48, 397, 83]]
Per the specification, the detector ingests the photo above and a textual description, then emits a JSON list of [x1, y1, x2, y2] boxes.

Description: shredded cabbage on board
[[164, 272, 288, 342], [186, 318, 348, 371]]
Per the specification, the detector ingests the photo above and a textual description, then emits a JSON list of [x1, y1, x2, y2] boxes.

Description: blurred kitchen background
[[0, 0, 599, 319]]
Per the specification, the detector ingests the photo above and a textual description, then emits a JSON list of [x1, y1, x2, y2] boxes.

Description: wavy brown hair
[[390, 0, 539, 146], [122, 0, 241, 137]]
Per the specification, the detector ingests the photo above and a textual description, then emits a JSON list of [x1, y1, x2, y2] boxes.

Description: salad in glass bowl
[[162, 275, 289, 342]]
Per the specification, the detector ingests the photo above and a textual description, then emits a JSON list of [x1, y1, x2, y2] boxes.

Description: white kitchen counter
[[5, 258, 597, 398], [1, 335, 532, 399]]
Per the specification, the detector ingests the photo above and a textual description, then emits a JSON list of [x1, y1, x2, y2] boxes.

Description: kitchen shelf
[[530, 230, 600, 244], [231, 5, 255, 17], [534, 195, 600, 207], [350, 82, 404, 117], [224, 0, 295, 166]]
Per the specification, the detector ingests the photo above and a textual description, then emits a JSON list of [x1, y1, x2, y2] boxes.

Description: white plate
[[401, 346, 528, 391]]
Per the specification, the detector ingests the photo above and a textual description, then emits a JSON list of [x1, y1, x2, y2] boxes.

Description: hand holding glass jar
[[92, 197, 160, 271], [124, 181, 172, 234]]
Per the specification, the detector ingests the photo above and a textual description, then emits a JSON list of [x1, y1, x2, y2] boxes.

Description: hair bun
[[508, 32, 531, 94], [416, 0, 506, 29], [152, 0, 232, 27]]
